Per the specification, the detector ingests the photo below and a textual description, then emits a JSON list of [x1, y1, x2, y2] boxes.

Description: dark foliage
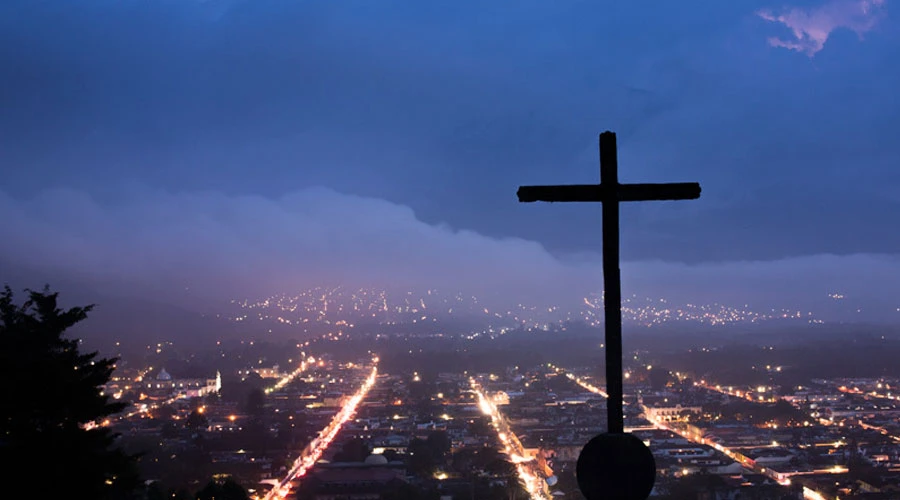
[[196, 477, 251, 500], [221, 371, 265, 404], [648, 366, 676, 390], [379, 479, 428, 500], [425, 430, 451, 459], [408, 438, 438, 477], [332, 437, 371, 462], [0, 286, 141, 499], [186, 408, 210, 430], [146, 483, 193, 500], [704, 399, 808, 427], [406, 431, 454, 477], [243, 387, 267, 417]]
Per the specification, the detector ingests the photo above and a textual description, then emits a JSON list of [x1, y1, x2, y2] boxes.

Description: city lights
[[266, 358, 311, 394], [265, 363, 379, 500], [471, 378, 550, 500]]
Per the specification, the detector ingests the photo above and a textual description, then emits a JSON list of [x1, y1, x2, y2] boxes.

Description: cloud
[[0, 187, 598, 307], [758, 0, 886, 56], [1, 187, 900, 323]]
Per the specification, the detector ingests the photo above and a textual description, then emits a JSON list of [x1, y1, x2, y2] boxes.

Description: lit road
[[857, 419, 900, 443], [693, 380, 779, 404], [553, 367, 779, 479], [548, 364, 610, 399], [91, 366, 188, 429], [109, 354, 316, 427], [556, 366, 837, 498], [470, 378, 551, 500], [643, 412, 796, 483], [829, 382, 900, 443], [119, 393, 185, 421], [86, 393, 187, 430], [264, 360, 380, 500], [265, 355, 315, 394]]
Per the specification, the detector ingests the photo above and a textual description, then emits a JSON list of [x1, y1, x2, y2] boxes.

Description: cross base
[[576, 432, 656, 500]]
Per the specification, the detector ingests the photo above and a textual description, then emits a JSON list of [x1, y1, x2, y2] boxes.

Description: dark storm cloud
[[2, 187, 899, 323], [0, 187, 593, 303]]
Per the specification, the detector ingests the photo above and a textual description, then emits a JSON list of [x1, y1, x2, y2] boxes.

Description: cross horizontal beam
[[517, 183, 701, 203]]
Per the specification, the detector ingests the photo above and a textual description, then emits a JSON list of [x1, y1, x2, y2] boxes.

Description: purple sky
[[1, 0, 899, 323]]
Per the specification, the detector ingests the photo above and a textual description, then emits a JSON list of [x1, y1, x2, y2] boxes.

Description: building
[[644, 404, 703, 422], [140, 368, 221, 398]]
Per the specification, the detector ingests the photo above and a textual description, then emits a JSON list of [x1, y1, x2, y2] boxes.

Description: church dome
[[364, 454, 389, 465], [157, 368, 172, 381]]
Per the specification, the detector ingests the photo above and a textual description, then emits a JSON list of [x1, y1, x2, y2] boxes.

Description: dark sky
[[2, 0, 899, 319]]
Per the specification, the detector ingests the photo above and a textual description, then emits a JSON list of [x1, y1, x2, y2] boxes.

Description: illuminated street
[[470, 378, 551, 500], [264, 360, 380, 500], [265, 355, 314, 394]]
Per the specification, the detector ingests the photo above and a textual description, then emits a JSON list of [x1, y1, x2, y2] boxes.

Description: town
[[101, 328, 900, 500]]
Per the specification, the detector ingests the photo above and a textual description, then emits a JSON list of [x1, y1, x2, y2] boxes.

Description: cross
[[517, 131, 701, 499]]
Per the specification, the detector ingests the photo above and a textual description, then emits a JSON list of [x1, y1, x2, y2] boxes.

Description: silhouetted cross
[[517, 131, 701, 500]]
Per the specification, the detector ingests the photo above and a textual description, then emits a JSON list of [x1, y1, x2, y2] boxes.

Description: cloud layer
[[0, 187, 591, 304], [2, 187, 899, 323], [759, 0, 887, 55]]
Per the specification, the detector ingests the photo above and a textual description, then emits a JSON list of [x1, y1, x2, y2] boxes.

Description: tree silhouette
[[0, 286, 141, 499], [426, 430, 452, 460], [243, 387, 267, 417], [407, 438, 438, 477], [333, 437, 371, 462], [648, 366, 675, 391], [186, 408, 209, 430], [380, 478, 425, 500], [196, 478, 250, 500], [222, 371, 264, 404]]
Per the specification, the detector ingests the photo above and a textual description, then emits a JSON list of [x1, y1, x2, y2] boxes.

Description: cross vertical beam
[[517, 131, 700, 437], [599, 132, 624, 434], [518, 130, 701, 500]]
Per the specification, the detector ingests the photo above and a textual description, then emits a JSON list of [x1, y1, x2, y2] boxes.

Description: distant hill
[[4, 257, 898, 351], [220, 286, 825, 338], [1, 261, 240, 351], [68, 294, 241, 351]]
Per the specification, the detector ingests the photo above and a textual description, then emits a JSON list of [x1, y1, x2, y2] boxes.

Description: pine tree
[[0, 286, 141, 499], [196, 478, 250, 500]]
